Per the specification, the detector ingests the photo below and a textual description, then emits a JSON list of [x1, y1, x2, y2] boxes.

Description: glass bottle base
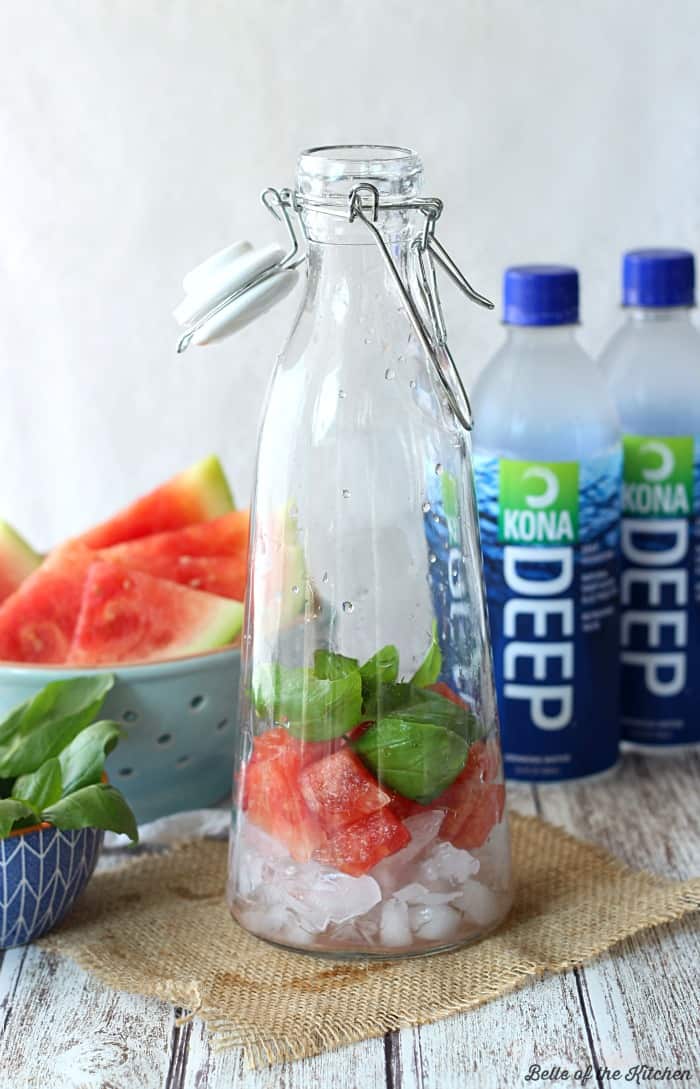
[[228, 899, 513, 960]]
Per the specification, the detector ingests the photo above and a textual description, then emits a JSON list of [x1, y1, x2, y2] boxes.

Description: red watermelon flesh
[[98, 510, 249, 599], [68, 561, 244, 666], [75, 455, 234, 550], [0, 547, 93, 663]]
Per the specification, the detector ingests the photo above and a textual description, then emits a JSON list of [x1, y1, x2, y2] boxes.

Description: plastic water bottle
[[600, 249, 700, 752], [472, 266, 622, 782]]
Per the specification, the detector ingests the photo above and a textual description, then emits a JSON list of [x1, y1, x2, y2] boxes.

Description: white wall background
[[1, 0, 698, 549]]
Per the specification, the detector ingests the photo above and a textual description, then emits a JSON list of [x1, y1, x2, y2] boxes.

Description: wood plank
[[534, 751, 700, 1084], [0, 945, 175, 1089], [182, 1014, 388, 1089], [389, 783, 597, 1089]]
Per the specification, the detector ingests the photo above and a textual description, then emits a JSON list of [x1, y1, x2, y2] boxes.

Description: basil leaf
[[352, 717, 468, 803], [42, 783, 138, 842], [0, 706, 27, 747], [254, 662, 363, 741], [0, 799, 37, 839], [13, 758, 63, 812], [359, 645, 399, 708], [0, 674, 115, 777], [314, 649, 359, 680], [411, 622, 442, 687], [57, 720, 122, 796]]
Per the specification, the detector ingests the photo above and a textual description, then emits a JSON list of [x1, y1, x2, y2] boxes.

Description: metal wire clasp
[[177, 183, 493, 433], [346, 182, 493, 431]]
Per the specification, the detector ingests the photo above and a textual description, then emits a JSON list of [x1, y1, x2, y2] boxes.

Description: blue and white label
[[619, 435, 700, 746], [473, 450, 622, 781]]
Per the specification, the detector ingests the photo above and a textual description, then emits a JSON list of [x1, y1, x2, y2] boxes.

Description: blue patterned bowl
[[0, 822, 103, 949]]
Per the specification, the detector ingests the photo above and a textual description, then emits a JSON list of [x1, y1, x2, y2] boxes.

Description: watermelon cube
[[299, 748, 391, 833], [313, 808, 411, 877]]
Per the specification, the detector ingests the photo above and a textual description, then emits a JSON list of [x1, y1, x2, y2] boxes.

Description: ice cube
[[394, 882, 460, 905], [418, 840, 480, 887], [456, 878, 502, 927], [470, 819, 512, 891], [283, 868, 382, 928], [371, 809, 445, 894], [409, 903, 462, 941], [379, 898, 412, 947]]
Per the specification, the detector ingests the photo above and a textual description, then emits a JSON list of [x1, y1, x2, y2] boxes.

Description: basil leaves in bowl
[[0, 673, 137, 948]]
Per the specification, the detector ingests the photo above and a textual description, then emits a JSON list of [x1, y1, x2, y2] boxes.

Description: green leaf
[[0, 674, 115, 778], [359, 645, 399, 708], [351, 717, 468, 803], [13, 758, 63, 812], [411, 622, 442, 688], [57, 720, 122, 796], [313, 649, 359, 680], [254, 661, 363, 742], [0, 705, 27, 747], [42, 784, 138, 842], [0, 798, 37, 839]]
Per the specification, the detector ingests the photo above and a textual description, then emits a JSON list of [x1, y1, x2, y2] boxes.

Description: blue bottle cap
[[503, 265, 579, 326], [622, 249, 695, 308]]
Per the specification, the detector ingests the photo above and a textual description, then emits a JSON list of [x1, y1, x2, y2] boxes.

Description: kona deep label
[[474, 451, 621, 781], [620, 435, 699, 745]]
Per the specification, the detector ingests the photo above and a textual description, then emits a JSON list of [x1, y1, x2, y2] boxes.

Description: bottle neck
[[304, 236, 409, 320], [504, 324, 579, 348], [624, 306, 694, 324]]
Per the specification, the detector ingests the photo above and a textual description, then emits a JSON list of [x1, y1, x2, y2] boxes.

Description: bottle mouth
[[297, 144, 423, 204]]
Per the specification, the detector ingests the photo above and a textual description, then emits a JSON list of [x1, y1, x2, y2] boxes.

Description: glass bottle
[[227, 145, 513, 956]]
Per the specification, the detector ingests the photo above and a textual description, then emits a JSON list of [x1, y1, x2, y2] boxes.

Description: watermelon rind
[[186, 455, 236, 518], [178, 597, 244, 657], [0, 521, 42, 592]]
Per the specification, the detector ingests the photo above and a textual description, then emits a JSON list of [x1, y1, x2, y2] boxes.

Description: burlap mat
[[42, 813, 700, 1068]]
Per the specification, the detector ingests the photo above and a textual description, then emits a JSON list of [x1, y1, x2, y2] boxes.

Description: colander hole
[[216, 718, 228, 732], [176, 755, 191, 767], [118, 767, 134, 778], [157, 733, 172, 746], [190, 695, 205, 710], [123, 710, 138, 723]]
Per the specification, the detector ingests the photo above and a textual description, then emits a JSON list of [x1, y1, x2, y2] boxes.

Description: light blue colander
[[0, 648, 241, 824]]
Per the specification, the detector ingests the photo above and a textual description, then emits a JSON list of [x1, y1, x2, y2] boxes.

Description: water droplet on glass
[[433, 513, 440, 523], [409, 379, 417, 390], [435, 463, 444, 475], [291, 584, 300, 595], [363, 336, 371, 345], [342, 488, 351, 499], [321, 571, 329, 583], [342, 600, 354, 614], [384, 368, 395, 381], [428, 552, 437, 565], [339, 389, 346, 399], [421, 500, 431, 513]]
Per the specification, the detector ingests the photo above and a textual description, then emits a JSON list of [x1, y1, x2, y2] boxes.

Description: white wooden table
[[1, 750, 698, 1089]]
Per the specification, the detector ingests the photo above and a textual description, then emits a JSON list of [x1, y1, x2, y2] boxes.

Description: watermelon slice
[[68, 561, 243, 665], [0, 521, 42, 604], [75, 455, 234, 549], [0, 547, 93, 663], [98, 510, 249, 599]]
